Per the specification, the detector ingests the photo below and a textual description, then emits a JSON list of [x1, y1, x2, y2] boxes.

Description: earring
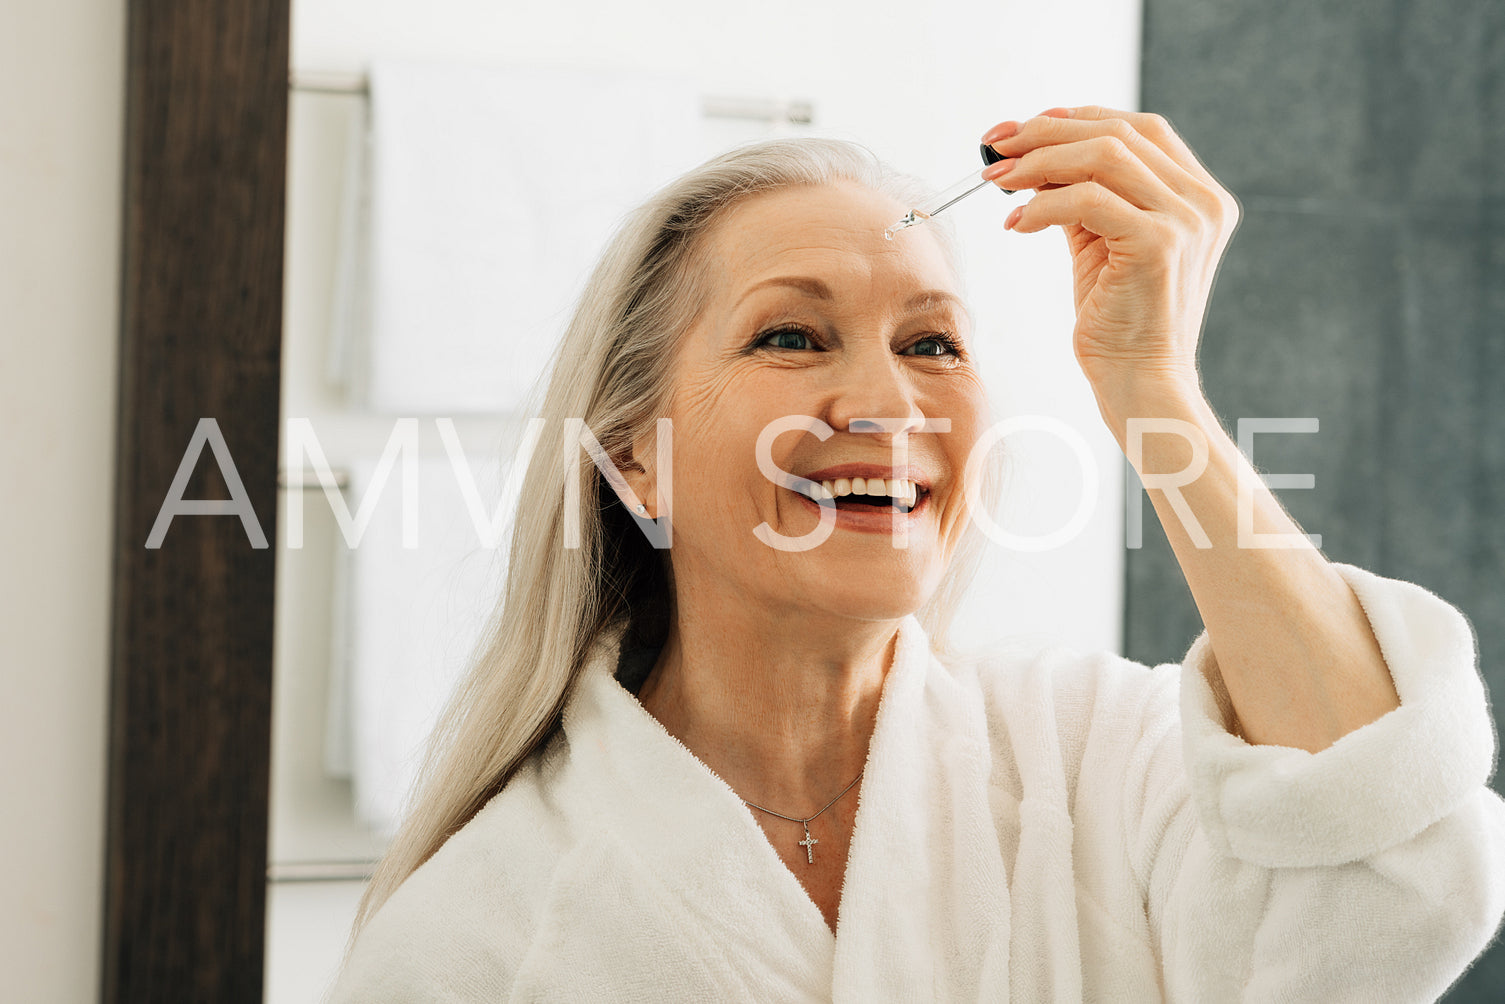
[[634, 503, 648, 516]]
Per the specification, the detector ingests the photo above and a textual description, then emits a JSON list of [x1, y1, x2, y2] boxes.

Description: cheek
[[664, 372, 744, 470], [664, 404, 773, 529], [938, 372, 989, 425], [932, 382, 991, 525], [671, 365, 813, 471]]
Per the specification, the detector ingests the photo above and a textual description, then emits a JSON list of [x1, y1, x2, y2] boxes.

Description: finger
[[988, 114, 1203, 202], [990, 112, 1232, 224], [984, 136, 1184, 214], [1006, 182, 1160, 245], [1048, 105, 1223, 191]]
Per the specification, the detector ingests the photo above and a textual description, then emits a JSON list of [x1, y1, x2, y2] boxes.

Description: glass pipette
[[885, 144, 1017, 240]]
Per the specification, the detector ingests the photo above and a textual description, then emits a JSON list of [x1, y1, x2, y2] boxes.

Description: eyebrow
[[736, 275, 970, 316]]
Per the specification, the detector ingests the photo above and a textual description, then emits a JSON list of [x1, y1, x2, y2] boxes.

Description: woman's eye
[[904, 335, 959, 357], [759, 327, 815, 350]]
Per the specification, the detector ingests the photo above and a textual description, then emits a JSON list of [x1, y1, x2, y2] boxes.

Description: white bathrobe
[[330, 565, 1505, 1001]]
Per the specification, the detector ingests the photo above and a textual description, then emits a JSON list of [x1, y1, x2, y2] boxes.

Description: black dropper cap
[[980, 142, 1016, 196]]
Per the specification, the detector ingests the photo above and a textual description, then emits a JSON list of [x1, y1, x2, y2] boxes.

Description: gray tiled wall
[[1133, 2, 1505, 997]]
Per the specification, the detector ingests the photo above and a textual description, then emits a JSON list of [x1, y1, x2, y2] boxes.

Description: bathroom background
[[3, 0, 1499, 1000]]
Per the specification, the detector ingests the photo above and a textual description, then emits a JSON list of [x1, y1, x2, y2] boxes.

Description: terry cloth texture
[[330, 564, 1505, 1002]]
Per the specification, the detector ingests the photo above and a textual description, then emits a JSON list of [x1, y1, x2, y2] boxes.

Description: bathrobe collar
[[559, 616, 1013, 1001]]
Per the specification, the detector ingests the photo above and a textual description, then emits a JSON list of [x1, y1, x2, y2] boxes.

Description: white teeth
[[813, 477, 921, 504]]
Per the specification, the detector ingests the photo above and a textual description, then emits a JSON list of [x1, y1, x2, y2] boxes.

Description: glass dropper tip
[[883, 168, 991, 239], [883, 210, 930, 240]]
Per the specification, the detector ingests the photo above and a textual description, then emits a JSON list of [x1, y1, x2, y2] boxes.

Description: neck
[[635, 600, 899, 813]]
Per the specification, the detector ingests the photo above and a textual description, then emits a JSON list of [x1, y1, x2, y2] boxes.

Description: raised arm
[[984, 106, 1397, 751]]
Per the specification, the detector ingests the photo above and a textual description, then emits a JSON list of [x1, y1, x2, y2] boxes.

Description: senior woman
[[331, 108, 1505, 1001]]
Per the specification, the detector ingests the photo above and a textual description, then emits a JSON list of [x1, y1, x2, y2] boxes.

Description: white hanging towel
[[333, 58, 704, 414], [325, 455, 509, 835]]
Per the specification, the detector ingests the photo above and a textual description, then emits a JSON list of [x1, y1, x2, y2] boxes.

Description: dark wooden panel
[[104, 0, 289, 1000]]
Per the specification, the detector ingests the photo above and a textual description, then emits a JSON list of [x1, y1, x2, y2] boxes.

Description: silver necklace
[[741, 771, 864, 865]]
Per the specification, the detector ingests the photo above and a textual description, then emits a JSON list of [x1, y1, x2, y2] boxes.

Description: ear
[[616, 435, 658, 520]]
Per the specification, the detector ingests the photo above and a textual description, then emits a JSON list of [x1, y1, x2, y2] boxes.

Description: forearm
[[1104, 386, 1400, 752], [989, 107, 1399, 751]]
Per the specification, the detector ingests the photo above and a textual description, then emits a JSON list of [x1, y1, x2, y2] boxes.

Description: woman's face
[[637, 180, 988, 628]]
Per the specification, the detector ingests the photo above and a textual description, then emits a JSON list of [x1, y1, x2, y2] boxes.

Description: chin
[[807, 574, 939, 626]]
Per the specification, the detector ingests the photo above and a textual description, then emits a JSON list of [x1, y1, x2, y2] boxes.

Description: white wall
[[0, 0, 124, 1001]]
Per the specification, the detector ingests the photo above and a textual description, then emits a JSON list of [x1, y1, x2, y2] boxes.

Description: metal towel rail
[[289, 69, 815, 125]]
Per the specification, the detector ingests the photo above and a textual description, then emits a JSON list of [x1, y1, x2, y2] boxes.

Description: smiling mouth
[[802, 476, 925, 514]]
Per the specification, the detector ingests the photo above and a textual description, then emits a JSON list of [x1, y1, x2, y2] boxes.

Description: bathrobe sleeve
[[1132, 564, 1505, 1001]]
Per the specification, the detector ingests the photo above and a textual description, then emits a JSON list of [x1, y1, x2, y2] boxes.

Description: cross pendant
[[798, 822, 818, 864]]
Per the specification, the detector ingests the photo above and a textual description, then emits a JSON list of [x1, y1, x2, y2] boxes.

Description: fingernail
[[1041, 106, 1074, 118], [981, 159, 1014, 181], [981, 120, 1019, 144], [1005, 206, 1025, 231]]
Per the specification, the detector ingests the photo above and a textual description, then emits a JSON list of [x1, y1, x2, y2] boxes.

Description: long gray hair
[[352, 136, 989, 932]]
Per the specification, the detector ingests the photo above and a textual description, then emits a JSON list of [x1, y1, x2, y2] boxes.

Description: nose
[[826, 350, 927, 441]]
